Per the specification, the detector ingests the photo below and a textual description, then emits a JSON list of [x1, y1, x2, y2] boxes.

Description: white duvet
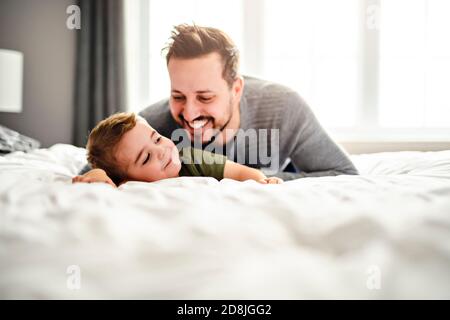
[[0, 144, 449, 299]]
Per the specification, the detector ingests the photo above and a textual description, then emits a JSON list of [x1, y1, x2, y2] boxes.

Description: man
[[139, 24, 357, 180], [79, 24, 357, 181]]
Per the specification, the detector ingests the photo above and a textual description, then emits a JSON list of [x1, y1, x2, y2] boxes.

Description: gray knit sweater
[[139, 76, 358, 180]]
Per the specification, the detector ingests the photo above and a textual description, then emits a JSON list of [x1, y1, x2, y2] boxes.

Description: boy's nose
[[156, 146, 165, 160]]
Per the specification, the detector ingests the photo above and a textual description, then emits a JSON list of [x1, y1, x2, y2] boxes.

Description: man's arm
[[281, 92, 359, 178], [270, 170, 346, 181]]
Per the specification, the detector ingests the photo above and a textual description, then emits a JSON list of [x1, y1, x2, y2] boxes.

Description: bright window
[[125, 0, 450, 141], [379, 0, 450, 128], [260, 0, 361, 128]]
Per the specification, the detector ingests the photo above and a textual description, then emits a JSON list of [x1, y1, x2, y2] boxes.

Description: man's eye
[[156, 136, 161, 143], [143, 153, 151, 165], [173, 96, 184, 101], [199, 96, 213, 102]]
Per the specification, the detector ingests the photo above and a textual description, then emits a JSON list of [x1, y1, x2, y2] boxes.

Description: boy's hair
[[86, 112, 138, 184], [162, 24, 239, 88]]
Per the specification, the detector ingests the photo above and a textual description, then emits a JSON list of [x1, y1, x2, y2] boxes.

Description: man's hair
[[163, 24, 240, 88], [86, 112, 137, 184]]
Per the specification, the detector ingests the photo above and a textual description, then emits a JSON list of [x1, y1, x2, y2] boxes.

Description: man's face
[[115, 119, 182, 182], [168, 52, 242, 144]]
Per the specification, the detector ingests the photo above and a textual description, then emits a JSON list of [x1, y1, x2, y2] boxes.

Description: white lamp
[[0, 49, 23, 113]]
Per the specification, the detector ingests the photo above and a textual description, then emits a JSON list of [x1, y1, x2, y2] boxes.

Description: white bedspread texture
[[1, 144, 449, 299]]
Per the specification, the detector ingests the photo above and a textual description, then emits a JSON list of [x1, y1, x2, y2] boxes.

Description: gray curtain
[[74, 0, 127, 147]]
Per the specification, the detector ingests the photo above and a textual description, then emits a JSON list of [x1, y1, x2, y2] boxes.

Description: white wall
[[0, 0, 76, 147]]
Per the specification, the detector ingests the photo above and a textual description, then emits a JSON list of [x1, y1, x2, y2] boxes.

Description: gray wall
[[0, 0, 76, 147]]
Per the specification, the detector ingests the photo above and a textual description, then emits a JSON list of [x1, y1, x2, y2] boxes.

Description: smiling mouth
[[184, 118, 211, 132]]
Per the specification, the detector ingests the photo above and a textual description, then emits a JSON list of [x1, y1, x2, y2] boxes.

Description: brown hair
[[163, 24, 240, 87], [86, 112, 137, 185]]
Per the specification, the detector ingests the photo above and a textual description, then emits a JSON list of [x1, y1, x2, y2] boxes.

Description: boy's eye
[[143, 153, 151, 165], [156, 136, 161, 143]]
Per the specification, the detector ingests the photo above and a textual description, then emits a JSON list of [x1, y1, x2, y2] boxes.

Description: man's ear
[[232, 76, 244, 100]]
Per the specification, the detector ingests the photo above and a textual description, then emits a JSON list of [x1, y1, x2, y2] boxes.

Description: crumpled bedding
[[0, 144, 449, 299]]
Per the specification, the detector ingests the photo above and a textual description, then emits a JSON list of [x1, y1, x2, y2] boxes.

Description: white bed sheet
[[0, 144, 449, 299]]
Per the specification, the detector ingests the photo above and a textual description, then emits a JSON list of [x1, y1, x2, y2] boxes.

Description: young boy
[[72, 112, 283, 187]]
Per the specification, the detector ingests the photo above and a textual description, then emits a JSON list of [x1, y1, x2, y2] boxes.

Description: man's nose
[[182, 99, 201, 122]]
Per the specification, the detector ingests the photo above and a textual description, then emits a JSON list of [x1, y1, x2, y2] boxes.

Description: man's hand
[[72, 168, 116, 187], [257, 177, 284, 184]]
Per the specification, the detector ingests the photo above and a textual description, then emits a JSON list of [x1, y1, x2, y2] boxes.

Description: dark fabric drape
[[74, 0, 126, 147]]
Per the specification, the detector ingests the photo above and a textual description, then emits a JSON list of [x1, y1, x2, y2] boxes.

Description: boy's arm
[[72, 168, 117, 187], [223, 160, 283, 184]]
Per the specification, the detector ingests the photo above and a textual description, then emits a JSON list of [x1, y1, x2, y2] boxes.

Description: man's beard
[[180, 100, 234, 146], [200, 114, 233, 148]]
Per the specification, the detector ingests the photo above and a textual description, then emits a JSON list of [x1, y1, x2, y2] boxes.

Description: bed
[[1, 143, 449, 299]]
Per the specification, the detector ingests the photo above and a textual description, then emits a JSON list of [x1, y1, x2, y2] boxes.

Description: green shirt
[[178, 147, 227, 181]]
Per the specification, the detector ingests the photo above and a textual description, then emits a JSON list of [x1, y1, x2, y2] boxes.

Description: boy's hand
[[258, 177, 284, 184], [72, 168, 116, 187]]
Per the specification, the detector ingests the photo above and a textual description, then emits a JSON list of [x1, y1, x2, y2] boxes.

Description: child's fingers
[[75, 177, 95, 183], [267, 177, 283, 184], [85, 177, 116, 187], [72, 176, 82, 183], [73, 176, 111, 185], [104, 178, 117, 188]]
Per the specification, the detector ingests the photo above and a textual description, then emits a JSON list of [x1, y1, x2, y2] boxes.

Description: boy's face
[[115, 118, 182, 182]]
